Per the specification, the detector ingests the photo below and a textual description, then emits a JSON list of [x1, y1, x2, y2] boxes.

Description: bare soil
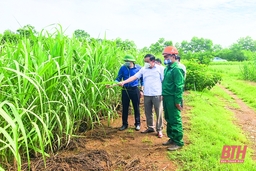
[[18, 97, 190, 171], [7, 85, 256, 170], [219, 84, 256, 160]]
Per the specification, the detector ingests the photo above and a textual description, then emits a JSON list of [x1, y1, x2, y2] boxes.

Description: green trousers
[[163, 95, 184, 146]]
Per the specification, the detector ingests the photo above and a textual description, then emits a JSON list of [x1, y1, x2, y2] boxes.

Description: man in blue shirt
[[115, 54, 143, 131], [119, 54, 164, 138]]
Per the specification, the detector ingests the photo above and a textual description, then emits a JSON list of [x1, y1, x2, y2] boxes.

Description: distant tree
[[17, 24, 37, 37], [229, 43, 247, 61], [174, 42, 181, 49], [236, 36, 256, 51], [74, 29, 90, 40], [149, 38, 173, 55], [212, 44, 223, 57], [164, 40, 172, 47], [180, 37, 213, 53], [213, 44, 222, 51], [140, 46, 149, 52], [1, 30, 19, 44], [190, 37, 213, 52], [115, 38, 137, 51], [180, 40, 191, 53], [218, 48, 232, 61]]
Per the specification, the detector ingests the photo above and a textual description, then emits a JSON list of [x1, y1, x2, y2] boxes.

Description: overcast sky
[[1, 0, 256, 48]]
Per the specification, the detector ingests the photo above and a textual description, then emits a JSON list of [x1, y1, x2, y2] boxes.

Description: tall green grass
[[0, 26, 140, 170], [209, 61, 256, 81], [240, 60, 256, 81], [209, 61, 256, 110]]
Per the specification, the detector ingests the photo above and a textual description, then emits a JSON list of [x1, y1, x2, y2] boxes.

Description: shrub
[[240, 60, 256, 81], [185, 60, 222, 91]]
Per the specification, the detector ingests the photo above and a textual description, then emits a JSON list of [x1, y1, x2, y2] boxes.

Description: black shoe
[[119, 125, 128, 131], [141, 129, 155, 133], [167, 144, 182, 151], [162, 139, 175, 146]]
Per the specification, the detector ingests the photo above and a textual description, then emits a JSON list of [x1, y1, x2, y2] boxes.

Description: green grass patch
[[169, 89, 256, 171], [209, 63, 242, 79], [209, 62, 256, 110], [222, 78, 256, 110], [212, 85, 240, 109]]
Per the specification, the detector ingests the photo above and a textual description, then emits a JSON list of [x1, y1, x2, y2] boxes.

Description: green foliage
[[210, 61, 256, 109], [0, 25, 125, 170], [0, 30, 19, 44], [185, 60, 222, 91], [73, 29, 90, 40], [16, 25, 37, 38], [178, 37, 215, 65], [180, 37, 213, 53], [1, 24, 256, 170], [237, 36, 256, 51], [114, 38, 137, 51], [148, 38, 172, 55], [240, 60, 256, 81], [172, 89, 256, 171], [179, 36, 256, 63], [217, 36, 256, 61]]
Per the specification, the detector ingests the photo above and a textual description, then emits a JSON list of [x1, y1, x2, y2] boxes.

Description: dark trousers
[[121, 87, 140, 127]]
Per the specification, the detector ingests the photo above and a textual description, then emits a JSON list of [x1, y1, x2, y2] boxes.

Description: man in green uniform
[[161, 46, 185, 151]]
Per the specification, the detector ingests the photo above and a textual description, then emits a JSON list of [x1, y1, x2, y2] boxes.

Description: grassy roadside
[[221, 78, 256, 110], [209, 62, 256, 110], [168, 87, 256, 171]]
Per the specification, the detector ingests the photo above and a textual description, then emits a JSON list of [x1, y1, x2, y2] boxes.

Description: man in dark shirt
[[115, 54, 143, 131]]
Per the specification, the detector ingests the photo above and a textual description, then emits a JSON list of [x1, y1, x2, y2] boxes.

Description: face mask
[[164, 59, 172, 65], [144, 62, 151, 68], [124, 62, 130, 67]]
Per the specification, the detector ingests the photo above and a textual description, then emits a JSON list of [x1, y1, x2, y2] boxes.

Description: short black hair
[[155, 58, 162, 64], [144, 54, 155, 61], [176, 56, 181, 61]]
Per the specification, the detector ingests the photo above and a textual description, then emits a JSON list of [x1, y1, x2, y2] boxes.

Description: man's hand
[[106, 84, 118, 88], [118, 81, 125, 87], [175, 104, 183, 111], [140, 90, 143, 98]]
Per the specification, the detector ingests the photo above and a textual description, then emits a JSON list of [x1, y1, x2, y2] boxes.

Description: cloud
[[1, 0, 256, 48]]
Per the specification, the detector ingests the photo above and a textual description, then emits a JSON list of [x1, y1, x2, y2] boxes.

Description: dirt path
[[22, 97, 190, 171], [13, 85, 256, 170], [219, 84, 256, 160]]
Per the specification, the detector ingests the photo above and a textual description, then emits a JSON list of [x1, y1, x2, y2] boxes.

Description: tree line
[[1, 25, 256, 63]]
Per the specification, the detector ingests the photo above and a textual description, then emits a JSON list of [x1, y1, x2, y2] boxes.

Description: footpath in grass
[[170, 86, 256, 171]]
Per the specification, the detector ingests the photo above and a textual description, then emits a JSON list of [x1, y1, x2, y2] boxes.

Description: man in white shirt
[[176, 56, 186, 108], [119, 54, 164, 138], [155, 58, 166, 70], [176, 56, 186, 79]]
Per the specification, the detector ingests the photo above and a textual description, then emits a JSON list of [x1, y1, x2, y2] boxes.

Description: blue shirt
[[115, 64, 143, 87], [134, 64, 164, 96]]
